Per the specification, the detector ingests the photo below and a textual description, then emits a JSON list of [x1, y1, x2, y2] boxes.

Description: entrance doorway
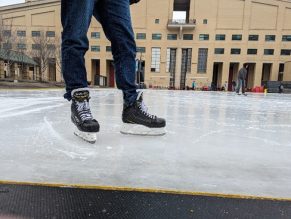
[[136, 60, 145, 84], [246, 63, 256, 89], [107, 60, 115, 88], [278, 63, 284, 81], [212, 62, 223, 90], [92, 59, 101, 86], [228, 63, 239, 91], [262, 63, 272, 84]]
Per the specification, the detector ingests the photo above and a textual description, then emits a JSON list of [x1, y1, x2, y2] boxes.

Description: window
[[3, 30, 11, 37], [249, 35, 259, 41], [183, 34, 193, 40], [32, 31, 41, 37], [214, 48, 224, 54], [231, 48, 241, 55], [281, 50, 291, 56], [136, 33, 146, 40], [106, 46, 112, 52], [282, 35, 291, 42], [185, 48, 192, 73], [17, 43, 26, 50], [197, 48, 208, 73], [167, 34, 177, 40], [47, 44, 56, 50], [151, 47, 161, 72], [166, 48, 171, 73], [264, 49, 274, 55], [203, 19, 208, 24], [155, 19, 160, 24], [247, 49, 257, 55], [46, 31, 55, 37], [91, 32, 100, 39], [3, 43, 12, 50], [32, 44, 41, 50], [137, 47, 146, 53], [281, 49, 291, 56], [265, 35, 276, 41], [91, 46, 100, 52], [199, 34, 209, 41], [17, 31, 26, 37], [232, 34, 242, 41], [215, 34, 225, 41], [152, 33, 162, 40]]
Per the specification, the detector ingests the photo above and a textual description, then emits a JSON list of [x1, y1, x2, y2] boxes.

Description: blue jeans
[[236, 78, 245, 94], [61, 0, 137, 105]]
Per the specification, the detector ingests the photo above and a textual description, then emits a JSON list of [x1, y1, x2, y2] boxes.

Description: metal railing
[[94, 75, 107, 87], [168, 19, 196, 25]]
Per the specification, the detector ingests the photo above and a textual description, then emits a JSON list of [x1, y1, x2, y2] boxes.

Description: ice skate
[[121, 92, 166, 136], [71, 88, 99, 143]]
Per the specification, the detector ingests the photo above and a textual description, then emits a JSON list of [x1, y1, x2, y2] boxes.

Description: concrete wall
[[284, 61, 291, 81]]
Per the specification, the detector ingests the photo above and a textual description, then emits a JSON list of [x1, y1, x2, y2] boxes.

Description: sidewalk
[[0, 80, 65, 89]]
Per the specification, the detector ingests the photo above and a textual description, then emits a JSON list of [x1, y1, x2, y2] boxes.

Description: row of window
[[1, 43, 55, 50], [90, 32, 291, 42], [190, 34, 291, 42], [91, 46, 146, 53], [214, 48, 291, 56], [90, 44, 291, 57], [2, 30, 56, 37]]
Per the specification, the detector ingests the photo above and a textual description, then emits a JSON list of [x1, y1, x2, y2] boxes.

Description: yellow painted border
[[0, 180, 291, 202]]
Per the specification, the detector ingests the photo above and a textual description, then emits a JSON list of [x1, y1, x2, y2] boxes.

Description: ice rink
[[0, 89, 291, 198]]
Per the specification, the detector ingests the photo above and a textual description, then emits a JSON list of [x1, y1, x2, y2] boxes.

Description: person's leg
[[93, 0, 137, 106], [61, 0, 99, 143], [242, 79, 245, 94], [61, 0, 96, 100], [236, 79, 241, 93]]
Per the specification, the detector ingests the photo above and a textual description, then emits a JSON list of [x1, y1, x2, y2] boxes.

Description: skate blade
[[120, 123, 166, 136], [74, 129, 97, 144]]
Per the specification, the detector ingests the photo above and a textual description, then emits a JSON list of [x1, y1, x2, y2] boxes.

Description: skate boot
[[121, 92, 166, 136], [71, 88, 99, 143]]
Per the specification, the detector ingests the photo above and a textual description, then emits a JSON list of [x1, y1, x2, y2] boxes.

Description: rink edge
[[0, 180, 290, 202]]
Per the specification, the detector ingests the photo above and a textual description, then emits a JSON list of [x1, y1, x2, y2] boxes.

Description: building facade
[[0, 0, 291, 90]]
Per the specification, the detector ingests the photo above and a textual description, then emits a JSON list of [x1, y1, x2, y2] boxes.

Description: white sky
[[0, 0, 186, 19], [173, 11, 186, 20], [0, 0, 24, 6]]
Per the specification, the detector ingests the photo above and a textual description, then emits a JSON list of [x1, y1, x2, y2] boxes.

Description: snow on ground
[[0, 89, 291, 198]]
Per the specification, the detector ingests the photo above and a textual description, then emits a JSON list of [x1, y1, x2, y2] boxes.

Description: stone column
[[220, 62, 230, 89], [254, 62, 263, 87], [270, 62, 279, 81]]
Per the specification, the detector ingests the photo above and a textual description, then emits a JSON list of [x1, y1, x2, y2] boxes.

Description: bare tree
[[0, 18, 17, 79], [15, 28, 28, 79], [30, 30, 56, 81], [54, 34, 62, 79]]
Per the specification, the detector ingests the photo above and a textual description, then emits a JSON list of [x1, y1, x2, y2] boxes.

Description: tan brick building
[[0, 0, 291, 90]]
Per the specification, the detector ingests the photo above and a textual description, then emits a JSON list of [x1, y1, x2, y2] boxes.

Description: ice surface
[[0, 89, 291, 198]]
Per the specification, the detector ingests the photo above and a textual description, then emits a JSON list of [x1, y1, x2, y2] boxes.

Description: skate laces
[[137, 92, 156, 120], [75, 99, 93, 121]]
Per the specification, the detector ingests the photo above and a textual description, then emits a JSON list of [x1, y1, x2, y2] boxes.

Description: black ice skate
[[121, 92, 166, 136], [71, 88, 99, 143]]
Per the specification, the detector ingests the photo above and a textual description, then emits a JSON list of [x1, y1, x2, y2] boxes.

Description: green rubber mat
[[0, 183, 290, 219]]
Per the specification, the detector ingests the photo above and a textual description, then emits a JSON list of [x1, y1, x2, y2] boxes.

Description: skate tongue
[[136, 91, 143, 102], [73, 90, 90, 101]]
